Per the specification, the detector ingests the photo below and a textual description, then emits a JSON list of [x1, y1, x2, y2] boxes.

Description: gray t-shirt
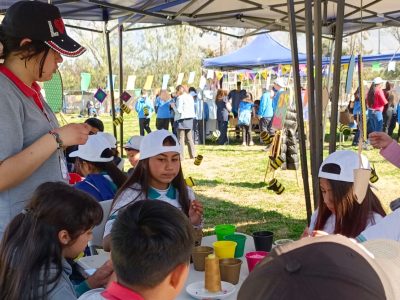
[[47, 259, 77, 300], [0, 73, 65, 237]]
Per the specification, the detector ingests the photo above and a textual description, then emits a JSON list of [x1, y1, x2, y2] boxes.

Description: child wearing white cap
[[69, 134, 127, 202], [102, 130, 203, 251], [123, 135, 143, 176], [304, 150, 386, 238]]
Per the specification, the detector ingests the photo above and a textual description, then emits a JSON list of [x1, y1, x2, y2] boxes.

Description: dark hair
[[215, 89, 225, 103], [112, 136, 190, 216], [0, 25, 50, 78], [189, 86, 196, 93], [0, 182, 103, 300], [315, 166, 386, 237], [75, 148, 127, 188], [84, 118, 104, 132], [111, 200, 193, 288], [244, 92, 253, 101], [366, 83, 377, 107]]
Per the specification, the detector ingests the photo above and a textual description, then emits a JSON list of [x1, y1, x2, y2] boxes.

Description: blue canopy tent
[[341, 53, 400, 64], [203, 33, 307, 70], [203, 33, 400, 70]]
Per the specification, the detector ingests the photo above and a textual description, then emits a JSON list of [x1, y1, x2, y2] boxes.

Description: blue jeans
[[217, 120, 228, 145], [367, 109, 383, 133]]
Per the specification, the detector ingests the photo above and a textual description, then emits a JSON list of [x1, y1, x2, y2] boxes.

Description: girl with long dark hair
[[0, 1, 90, 237], [102, 130, 203, 251], [0, 182, 112, 299], [304, 151, 386, 238]]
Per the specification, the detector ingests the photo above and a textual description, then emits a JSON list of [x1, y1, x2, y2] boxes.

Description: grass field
[[61, 113, 400, 240]]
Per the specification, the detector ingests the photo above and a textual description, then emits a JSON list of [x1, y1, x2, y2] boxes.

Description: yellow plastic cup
[[213, 241, 237, 259]]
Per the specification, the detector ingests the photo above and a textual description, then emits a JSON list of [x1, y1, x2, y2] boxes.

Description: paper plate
[[186, 281, 236, 299]]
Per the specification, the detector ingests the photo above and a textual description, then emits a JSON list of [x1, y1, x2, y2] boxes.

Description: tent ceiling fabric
[[1, 0, 399, 34], [120, 0, 400, 36]]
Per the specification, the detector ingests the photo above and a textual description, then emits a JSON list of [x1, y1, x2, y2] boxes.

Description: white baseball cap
[[318, 150, 370, 183], [274, 77, 286, 88], [373, 77, 384, 85], [124, 136, 143, 150], [69, 134, 113, 162], [97, 132, 117, 148], [139, 130, 182, 160]]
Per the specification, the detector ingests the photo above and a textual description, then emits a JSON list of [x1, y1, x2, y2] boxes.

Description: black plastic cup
[[252, 231, 274, 252]]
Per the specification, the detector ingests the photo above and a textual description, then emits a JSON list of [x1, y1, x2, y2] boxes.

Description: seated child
[[123, 135, 143, 176], [78, 200, 194, 300], [70, 134, 127, 202], [102, 130, 203, 251], [0, 182, 113, 299], [85, 117, 104, 134], [97, 132, 125, 171], [304, 150, 385, 238]]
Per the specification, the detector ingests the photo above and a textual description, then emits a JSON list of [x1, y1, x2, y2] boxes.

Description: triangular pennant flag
[[206, 69, 214, 79], [388, 61, 396, 72], [261, 69, 268, 79], [126, 75, 136, 90], [162, 74, 170, 90], [176, 73, 184, 85], [199, 76, 207, 90], [143, 75, 154, 90], [80, 73, 91, 91], [188, 71, 196, 84], [281, 65, 291, 75]]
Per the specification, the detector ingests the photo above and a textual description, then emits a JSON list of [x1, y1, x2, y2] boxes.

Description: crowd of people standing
[[131, 78, 287, 149], [349, 77, 400, 145]]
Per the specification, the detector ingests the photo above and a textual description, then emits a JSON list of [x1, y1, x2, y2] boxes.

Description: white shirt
[[103, 183, 195, 238], [174, 92, 195, 121]]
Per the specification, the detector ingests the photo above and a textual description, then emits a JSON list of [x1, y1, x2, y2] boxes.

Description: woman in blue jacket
[[135, 90, 154, 136]]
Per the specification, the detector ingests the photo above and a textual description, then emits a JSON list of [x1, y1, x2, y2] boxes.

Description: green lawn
[[61, 113, 400, 241]]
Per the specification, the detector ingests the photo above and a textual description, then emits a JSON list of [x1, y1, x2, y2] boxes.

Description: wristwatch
[[49, 130, 63, 149]]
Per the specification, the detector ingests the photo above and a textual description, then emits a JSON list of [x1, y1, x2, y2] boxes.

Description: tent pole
[[105, 22, 117, 138], [314, 0, 323, 193], [287, 0, 312, 224], [328, 0, 345, 153], [304, 0, 318, 212], [118, 24, 124, 156]]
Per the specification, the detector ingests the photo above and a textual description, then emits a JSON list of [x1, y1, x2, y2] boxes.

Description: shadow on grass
[[198, 193, 306, 240]]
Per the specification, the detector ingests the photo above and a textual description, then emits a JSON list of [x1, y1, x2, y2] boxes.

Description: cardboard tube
[[204, 254, 221, 292]]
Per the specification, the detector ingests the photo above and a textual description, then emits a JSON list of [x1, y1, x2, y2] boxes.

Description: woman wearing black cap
[[0, 2, 91, 236], [0, 2, 113, 298]]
